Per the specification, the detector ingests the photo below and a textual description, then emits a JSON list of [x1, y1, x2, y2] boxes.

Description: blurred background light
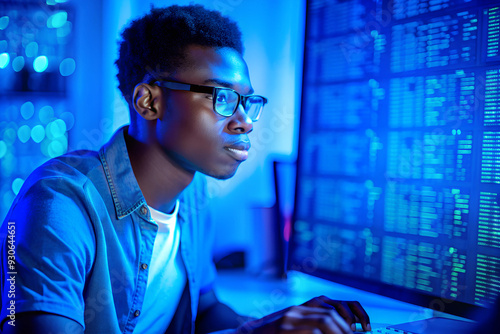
[[0, 53, 10, 69], [17, 125, 31, 144], [60, 111, 75, 130], [57, 21, 72, 38], [12, 56, 25, 72], [39, 106, 55, 124], [25, 42, 38, 57], [3, 128, 16, 145], [47, 11, 67, 29], [59, 57, 75, 76], [33, 55, 48, 72], [0, 16, 9, 30], [0, 40, 7, 52], [31, 125, 45, 144], [11, 178, 24, 196], [20, 102, 35, 120], [0, 141, 6, 159], [47, 139, 65, 158], [47, 119, 66, 139]]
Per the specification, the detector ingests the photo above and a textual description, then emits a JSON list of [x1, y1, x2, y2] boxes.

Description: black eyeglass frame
[[153, 80, 268, 121]]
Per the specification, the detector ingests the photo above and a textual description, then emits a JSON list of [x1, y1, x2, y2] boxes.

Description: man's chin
[[203, 166, 239, 180]]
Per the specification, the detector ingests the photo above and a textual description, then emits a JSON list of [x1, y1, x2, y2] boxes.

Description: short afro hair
[[115, 4, 244, 103]]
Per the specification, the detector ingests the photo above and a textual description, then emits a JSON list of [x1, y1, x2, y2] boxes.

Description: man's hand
[[302, 296, 371, 332], [235, 296, 371, 334]]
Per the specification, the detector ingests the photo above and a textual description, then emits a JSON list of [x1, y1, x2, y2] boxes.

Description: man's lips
[[224, 142, 250, 161]]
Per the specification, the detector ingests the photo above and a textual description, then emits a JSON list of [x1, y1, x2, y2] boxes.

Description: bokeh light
[[46, 119, 67, 139], [3, 128, 16, 145], [60, 111, 75, 130], [33, 55, 48, 72], [0, 53, 10, 69], [11, 178, 24, 195], [0, 140, 6, 159], [20, 101, 35, 120], [57, 21, 72, 38], [59, 58, 75, 76], [47, 11, 67, 29], [0, 16, 9, 30], [25, 41, 38, 57], [31, 125, 45, 143], [12, 56, 25, 72], [17, 125, 31, 143], [48, 138, 66, 158], [39, 106, 55, 124]]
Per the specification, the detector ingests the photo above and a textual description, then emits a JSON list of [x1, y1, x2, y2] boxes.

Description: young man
[[0, 5, 371, 333]]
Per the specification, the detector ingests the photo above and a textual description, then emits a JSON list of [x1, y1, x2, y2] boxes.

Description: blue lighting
[[17, 125, 31, 144], [0, 40, 7, 52], [47, 119, 67, 139], [0, 141, 6, 159], [48, 140, 65, 158], [25, 42, 38, 58], [11, 178, 24, 196], [0, 53, 10, 69], [20, 101, 35, 120], [39, 106, 55, 124], [57, 21, 72, 38], [0, 16, 8, 30], [12, 56, 25, 72], [59, 58, 76, 76], [47, 12, 67, 29], [60, 112, 75, 130], [3, 128, 16, 145], [31, 125, 46, 144], [33, 55, 48, 73]]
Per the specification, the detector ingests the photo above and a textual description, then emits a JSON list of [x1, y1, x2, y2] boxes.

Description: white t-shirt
[[134, 201, 187, 334]]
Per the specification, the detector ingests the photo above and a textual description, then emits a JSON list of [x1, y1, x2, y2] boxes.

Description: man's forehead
[[178, 45, 253, 93]]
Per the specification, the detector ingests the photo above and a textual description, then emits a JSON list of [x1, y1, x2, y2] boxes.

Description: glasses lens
[[215, 89, 238, 117], [244, 96, 265, 121]]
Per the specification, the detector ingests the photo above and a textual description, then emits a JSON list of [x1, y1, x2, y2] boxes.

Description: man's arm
[[195, 289, 371, 334], [1, 312, 83, 334], [195, 289, 250, 334]]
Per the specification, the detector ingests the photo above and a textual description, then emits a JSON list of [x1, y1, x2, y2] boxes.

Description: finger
[[346, 301, 371, 331], [314, 298, 357, 330], [283, 307, 352, 334]]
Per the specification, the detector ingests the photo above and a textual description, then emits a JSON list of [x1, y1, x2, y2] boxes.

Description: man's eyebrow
[[203, 78, 254, 94]]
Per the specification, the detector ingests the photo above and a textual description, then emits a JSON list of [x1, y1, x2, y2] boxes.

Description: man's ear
[[132, 83, 162, 120]]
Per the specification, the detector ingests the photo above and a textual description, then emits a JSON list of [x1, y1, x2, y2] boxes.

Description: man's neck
[[124, 129, 194, 213]]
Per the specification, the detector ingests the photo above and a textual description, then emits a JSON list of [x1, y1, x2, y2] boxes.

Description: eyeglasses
[[154, 80, 267, 122]]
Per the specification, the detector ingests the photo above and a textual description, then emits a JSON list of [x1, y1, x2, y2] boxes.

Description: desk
[[214, 269, 435, 330]]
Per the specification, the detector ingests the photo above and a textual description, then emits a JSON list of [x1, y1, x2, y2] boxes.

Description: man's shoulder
[[31, 149, 103, 185]]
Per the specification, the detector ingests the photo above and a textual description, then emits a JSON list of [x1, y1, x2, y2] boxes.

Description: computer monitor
[[289, 0, 500, 319]]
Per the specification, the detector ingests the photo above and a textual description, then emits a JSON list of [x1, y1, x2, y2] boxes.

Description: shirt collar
[[99, 126, 146, 219]]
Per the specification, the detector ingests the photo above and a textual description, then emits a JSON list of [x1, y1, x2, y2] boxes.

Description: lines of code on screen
[[292, 0, 500, 309]]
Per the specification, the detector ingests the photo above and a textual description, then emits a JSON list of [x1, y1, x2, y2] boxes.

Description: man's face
[[155, 45, 255, 180]]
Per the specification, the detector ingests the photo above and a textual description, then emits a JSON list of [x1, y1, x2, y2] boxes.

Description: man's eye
[[216, 94, 228, 103]]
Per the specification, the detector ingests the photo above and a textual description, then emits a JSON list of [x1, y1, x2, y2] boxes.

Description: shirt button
[[141, 263, 148, 270], [134, 310, 141, 317], [140, 205, 148, 216]]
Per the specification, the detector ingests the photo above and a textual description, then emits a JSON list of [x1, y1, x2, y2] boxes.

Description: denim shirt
[[0, 127, 216, 333]]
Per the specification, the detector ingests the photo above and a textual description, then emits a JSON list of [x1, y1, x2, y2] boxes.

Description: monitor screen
[[289, 0, 500, 319]]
